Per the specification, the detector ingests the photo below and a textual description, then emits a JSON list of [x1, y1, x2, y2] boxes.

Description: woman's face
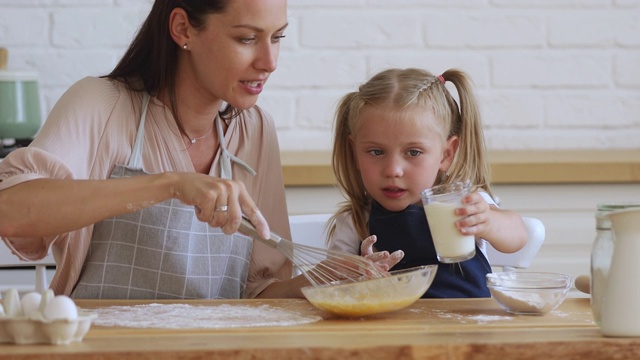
[[186, 0, 288, 110], [350, 104, 457, 212]]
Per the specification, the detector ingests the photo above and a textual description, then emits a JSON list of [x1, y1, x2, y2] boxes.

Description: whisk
[[239, 216, 387, 287]]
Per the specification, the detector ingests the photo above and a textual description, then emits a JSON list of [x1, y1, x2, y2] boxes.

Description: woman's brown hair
[[103, 1, 239, 128]]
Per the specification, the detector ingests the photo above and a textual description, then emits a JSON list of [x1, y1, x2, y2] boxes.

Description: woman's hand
[[169, 172, 270, 239], [360, 235, 404, 272]]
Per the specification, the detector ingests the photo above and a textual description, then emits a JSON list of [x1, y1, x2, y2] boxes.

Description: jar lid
[[597, 203, 640, 212], [0, 69, 39, 82], [596, 203, 640, 229]]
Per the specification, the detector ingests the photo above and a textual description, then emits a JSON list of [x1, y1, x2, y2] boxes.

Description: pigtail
[[328, 67, 493, 241], [440, 69, 493, 197]]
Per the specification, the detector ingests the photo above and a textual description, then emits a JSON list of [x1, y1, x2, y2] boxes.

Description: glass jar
[[590, 203, 640, 324]]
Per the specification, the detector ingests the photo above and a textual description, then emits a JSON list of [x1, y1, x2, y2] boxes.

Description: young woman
[[0, 0, 314, 299]]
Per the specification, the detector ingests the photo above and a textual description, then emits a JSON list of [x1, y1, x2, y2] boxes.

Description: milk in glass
[[421, 181, 475, 263], [424, 202, 475, 262]]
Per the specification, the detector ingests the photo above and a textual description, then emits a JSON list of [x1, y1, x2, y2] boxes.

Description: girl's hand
[[454, 191, 490, 238], [360, 235, 404, 272], [454, 190, 528, 253]]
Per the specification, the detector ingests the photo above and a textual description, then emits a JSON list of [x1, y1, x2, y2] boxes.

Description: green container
[[0, 70, 42, 140]]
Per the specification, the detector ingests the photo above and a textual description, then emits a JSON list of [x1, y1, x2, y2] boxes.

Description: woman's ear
[[439, 136, 459, 173], [169, 8, 191, 48]]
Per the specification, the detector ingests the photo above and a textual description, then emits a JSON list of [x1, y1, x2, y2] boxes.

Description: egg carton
[[0, 315, 94, 345], [0, 288, 95, 345]]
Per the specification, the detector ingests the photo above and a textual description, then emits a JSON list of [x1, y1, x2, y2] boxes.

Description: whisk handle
[[239, 215, 283, 248]]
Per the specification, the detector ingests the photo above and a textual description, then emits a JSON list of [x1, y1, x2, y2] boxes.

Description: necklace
[[185, 122, 214, 144]]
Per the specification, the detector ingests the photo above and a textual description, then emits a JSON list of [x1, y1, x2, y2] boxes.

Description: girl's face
[[185, 0, 288, 110], [350, 104, 458, 212]]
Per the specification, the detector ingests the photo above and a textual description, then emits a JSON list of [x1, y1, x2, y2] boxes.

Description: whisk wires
[[238, 216, 387, 287], [281, 241, 388, 287]]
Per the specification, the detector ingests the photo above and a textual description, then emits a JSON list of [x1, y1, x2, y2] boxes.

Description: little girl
[[327, 68, 528, 298]]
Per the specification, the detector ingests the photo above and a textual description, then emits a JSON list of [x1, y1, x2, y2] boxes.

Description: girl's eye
[[368, 149, 384, 156], [408, 149, 422, 157], [240, 37, 256, 44]]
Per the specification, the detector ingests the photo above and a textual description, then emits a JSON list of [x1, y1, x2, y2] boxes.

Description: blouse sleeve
[[327, 212, 361, 255], [0, 77, 124, 295], [0, 77, 121, 243]]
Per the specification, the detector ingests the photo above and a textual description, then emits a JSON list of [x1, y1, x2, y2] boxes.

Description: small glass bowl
[[301, 265, 438, 317], [486, 272, 572, 315]]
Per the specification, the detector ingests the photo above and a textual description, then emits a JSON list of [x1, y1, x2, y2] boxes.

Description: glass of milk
[[420, 181, 475, 263]]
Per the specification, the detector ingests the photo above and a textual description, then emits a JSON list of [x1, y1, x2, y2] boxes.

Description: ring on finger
[[215, 205, 228, 212]]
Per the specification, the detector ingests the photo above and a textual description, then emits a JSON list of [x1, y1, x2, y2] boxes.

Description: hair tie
[[437, 75, 445, 84]]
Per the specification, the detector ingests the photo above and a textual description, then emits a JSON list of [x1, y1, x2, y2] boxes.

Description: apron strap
[[128, 93, 151, 169], [127, 95, 256, 179], [216, 114, 257, 179]]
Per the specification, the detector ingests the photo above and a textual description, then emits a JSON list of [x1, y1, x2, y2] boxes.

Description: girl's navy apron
[[368, 201, 491, 298], [72, 94, 256, 299]]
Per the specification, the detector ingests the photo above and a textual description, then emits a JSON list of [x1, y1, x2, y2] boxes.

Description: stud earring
[[182, 44, 188, 50]]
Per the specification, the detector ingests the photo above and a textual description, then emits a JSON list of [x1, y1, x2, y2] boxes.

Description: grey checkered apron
[[71, 94, 254, 299]]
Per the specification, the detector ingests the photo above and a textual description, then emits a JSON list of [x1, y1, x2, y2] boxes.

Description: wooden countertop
[[2, 298, 639, 359], [281, 149, 640, 186]]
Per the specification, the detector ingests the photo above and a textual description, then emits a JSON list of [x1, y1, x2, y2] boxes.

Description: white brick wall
[[0, 0, 638, 151]]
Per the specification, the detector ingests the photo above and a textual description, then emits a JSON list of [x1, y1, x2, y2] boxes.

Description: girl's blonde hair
[[330, 68, 492, 241]]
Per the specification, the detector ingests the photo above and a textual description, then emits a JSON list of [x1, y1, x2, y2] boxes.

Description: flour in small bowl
[[85, 303, 322, 329], [491, 289, 553, 314]]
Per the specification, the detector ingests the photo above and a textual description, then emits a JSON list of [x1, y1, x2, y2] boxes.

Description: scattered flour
[[84, 303, 322, 329], [550, 310, 569, 318], [465, 314, 514, 323], [412, 309, 513, 324]]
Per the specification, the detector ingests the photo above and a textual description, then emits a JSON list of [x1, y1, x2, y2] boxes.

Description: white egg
[[20, 292, 42, 317], [43, 295, 78, 321], [38, 289, 55, 314], [2, 288, 22, 317]]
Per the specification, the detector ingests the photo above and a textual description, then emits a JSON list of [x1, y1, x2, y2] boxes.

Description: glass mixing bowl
[[301, 265, 437, 317]]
